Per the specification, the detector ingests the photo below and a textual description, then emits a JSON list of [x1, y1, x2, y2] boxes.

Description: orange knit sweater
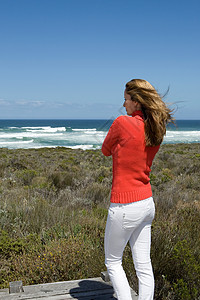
[[102, 111, 160, 203]]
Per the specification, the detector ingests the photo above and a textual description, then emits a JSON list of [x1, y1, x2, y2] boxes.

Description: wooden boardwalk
[[0, 277, 138, 300]]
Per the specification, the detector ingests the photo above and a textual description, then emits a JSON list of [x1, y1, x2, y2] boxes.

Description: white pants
[[104, 197, 155, 300]]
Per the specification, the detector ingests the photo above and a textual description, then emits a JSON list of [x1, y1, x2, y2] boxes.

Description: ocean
[[0, 119, 200, 150]]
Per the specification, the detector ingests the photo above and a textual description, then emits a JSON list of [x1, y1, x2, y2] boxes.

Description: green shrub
[[50, 171, 73, 189], [95, 166, 112, 183], [173, 279, 192, 300], [0, 230, 41, 259], [161, 168, 173, 182], [0, 230, 25, 258], [31, 176, 49, 188], [16, 169, 37, 185], [170, 240, 200, 295], [84, 182, 110, 204]]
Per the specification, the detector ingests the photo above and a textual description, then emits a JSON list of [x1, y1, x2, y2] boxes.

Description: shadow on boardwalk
[[69, 279, 117, 299]]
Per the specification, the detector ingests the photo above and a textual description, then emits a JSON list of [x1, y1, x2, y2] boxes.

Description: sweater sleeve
[[101, 118, 119, 156]]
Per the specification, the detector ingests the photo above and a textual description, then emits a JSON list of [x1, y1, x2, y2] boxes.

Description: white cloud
[[15, 100, 29, 105], [0, 99, 10, 106], [51, 102, 65, 108], [30, 101, 45, 107], [15, 100, 45, 107]]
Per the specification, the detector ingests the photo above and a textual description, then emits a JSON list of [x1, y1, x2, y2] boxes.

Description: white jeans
[[104, 197, 155, 300]]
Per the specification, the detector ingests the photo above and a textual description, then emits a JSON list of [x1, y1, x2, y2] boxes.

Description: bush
[[0, 144, 199, 299], [170, 240, 199, 299], [16, 169, 37, 185], [50, 171, 73, 189], [84, 182, 110, 205], [0, 230, 25, 258]]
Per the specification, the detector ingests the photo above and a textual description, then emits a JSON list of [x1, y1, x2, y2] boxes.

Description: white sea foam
[[0, 139, 34, 145], [69, 144, 95, 150], [21, 126, 49, 129], [72, 128, 97, 132], [64, 132, 105, 144], [22, 126, 66, 132], [19, 144, 100, 150], [0, 132, 64, 138], [164, 130, 200, 143]]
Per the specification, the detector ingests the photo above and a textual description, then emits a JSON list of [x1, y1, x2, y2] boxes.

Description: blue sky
[[0, 0, 199, 119]]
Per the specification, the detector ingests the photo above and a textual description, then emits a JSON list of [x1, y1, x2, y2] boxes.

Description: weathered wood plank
[[0, 277, 138, 299], [9, 281, 24, 294]]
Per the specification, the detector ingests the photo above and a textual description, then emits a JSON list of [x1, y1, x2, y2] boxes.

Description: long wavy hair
[[125, 79, 174, 146]]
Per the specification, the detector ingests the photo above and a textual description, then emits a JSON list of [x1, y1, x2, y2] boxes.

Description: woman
[[101, 79, 174, 300]]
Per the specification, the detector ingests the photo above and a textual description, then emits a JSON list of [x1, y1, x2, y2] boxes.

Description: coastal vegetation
[[0, 143, 200, 299]]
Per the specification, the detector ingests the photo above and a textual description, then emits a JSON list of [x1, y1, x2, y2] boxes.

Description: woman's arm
[[101, 119, 119, 156]]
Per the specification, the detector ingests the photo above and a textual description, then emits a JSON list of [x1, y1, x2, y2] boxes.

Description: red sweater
[[102, 111, 160, 203]]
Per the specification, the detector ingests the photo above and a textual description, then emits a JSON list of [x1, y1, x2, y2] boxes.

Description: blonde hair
[[125, 79, 174, 146]]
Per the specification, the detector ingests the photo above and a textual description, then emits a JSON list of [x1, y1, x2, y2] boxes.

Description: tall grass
[[0, 144, 199, 299]]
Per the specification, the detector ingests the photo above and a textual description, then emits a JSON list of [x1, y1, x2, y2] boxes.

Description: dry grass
[[0, 144, 200, 299]]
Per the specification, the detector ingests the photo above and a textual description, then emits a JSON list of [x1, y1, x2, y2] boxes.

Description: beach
[[0, 144, 200, 299]]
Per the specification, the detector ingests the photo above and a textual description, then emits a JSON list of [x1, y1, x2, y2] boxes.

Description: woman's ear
[[133, 101, 141, 110]]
